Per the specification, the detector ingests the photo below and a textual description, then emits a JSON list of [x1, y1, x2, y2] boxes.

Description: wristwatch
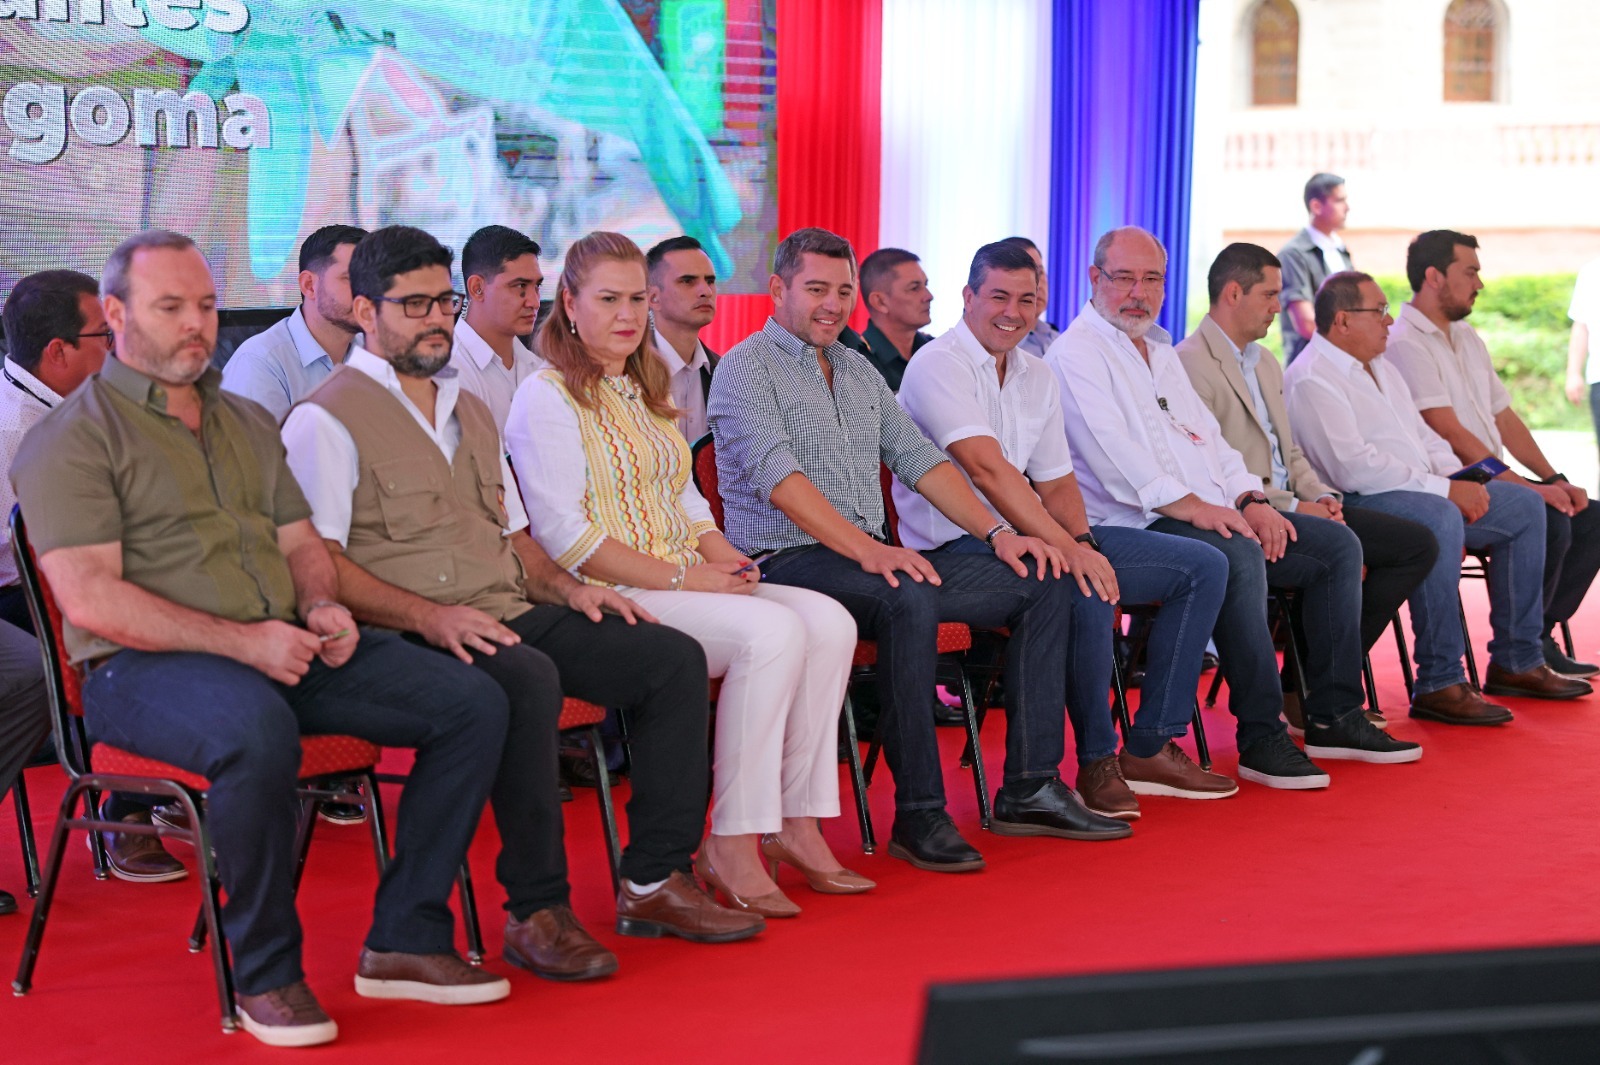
[[983, 521, 1017, 546], [1236, 491, 1271, 512], [1542, 473, 1570, 485], [1074, 532, 1102, 553]]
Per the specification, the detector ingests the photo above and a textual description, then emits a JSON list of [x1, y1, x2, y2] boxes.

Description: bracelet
[[1235, 492, 1270, 512], [983, 521, 1015, 547], [667, 562, 687, 591]]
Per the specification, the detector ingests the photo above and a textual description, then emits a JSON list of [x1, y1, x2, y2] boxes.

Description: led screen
[[0, 0, 777, 305]]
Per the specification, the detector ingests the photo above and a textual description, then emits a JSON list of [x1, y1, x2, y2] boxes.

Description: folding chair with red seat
[[9, 509, 388, 1034]]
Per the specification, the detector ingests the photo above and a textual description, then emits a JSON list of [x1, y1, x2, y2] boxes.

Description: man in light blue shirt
[[221, 225, 367, 422]]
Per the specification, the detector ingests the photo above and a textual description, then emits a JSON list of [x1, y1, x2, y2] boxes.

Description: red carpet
[[5, 581, 1599, 1064]]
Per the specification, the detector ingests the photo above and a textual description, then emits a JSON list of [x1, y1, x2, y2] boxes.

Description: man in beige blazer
[[1176, 243, 1438, 729]]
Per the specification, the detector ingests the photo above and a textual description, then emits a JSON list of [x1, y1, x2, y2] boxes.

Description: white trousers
[[623, 583, 856, 835]]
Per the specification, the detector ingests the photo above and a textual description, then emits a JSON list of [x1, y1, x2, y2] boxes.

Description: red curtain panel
[[704, 0, 883, 353]]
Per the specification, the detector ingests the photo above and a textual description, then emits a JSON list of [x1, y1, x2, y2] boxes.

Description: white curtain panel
[[877, 0, 1055, 334]]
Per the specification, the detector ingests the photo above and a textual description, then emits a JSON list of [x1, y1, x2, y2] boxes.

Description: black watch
[[1542, 473, 1570, 485], [1074, 532, 1102, 553], [1236, 491, 1271, 512]]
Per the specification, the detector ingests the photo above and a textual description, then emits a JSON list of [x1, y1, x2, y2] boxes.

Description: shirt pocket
[[371, 458, 453, 541], [472, 452, 509, 527]]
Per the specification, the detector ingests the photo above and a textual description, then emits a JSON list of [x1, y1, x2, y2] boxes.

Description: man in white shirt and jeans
[[1284, 271, 1591, 723], [449, 225, 547, 434], [1384, 230, 1600, 678], [896, 240, 1235, 821], [645, 235, 720, 443], [1048, 227, 1402, 790]]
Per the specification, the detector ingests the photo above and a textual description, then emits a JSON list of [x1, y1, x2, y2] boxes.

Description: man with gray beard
[[1044, 227, 1397, 790]]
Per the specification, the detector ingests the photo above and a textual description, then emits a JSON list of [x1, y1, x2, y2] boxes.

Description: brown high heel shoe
[[693, 850, 801, 918], [760, 834, 876, 894]]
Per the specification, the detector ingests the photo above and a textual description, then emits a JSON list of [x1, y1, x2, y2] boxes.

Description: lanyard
[[3, 366, 55, 410]]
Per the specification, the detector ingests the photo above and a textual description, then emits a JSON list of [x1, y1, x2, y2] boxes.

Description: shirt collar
[[1306, 332, 1368, 378], [652, 327, 709, 375], [763, 316, 847, 365], [2, 357, 64, 407], [286, 307, 353, 368], [455, 318, 536, 372], [1305, 225, 1348, 260], [950, 317, 1028, 379], [1395, 301, 1446, 338], [1079, 300, 1168, 356], [99, 355, 225, 413]]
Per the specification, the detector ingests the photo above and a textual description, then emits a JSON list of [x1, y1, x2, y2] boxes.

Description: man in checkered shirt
[[708, 227, 1132, 874]]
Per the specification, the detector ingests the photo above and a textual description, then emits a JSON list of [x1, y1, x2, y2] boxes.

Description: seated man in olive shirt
[[11, 230, 514, 1048], [281, 226, 760, 970]]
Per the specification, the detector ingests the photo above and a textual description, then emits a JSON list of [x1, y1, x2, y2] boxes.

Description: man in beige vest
[[282, 227, 763, 984], [1176, 243, 1438, 732]]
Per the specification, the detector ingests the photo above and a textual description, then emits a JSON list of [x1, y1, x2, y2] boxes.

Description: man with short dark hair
[[1384, 230, 1600, 678], [12, 229, 516, 1047], [709, 226, 1129, 875], [896, 240, 1235, 820], [451, 224, 546, 432], [1277, 173, 1353, 362], [283, 226, 758, 969], [1176, 243, 1438, 737], [1050, 227, 1386, 789], [1284, 271, 1591, 724], [857, 247, 934, 390], [223, 224, 368, 422], [996, 237, 1060, 359], [645, 234, 720, 442]]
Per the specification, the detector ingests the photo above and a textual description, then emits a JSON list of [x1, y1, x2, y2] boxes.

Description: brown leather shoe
[[236, 980, 338, 1047], [615, 869, 764, 943], [1482, 662, 1593, 701], [502, 906, 618, 982], [354, 948, 510, 1004], [1409, 683, 1514, 725], [98, 810, 186, 883], [1075, 755, 1140, 821], [1119, 741, 1239, 799]]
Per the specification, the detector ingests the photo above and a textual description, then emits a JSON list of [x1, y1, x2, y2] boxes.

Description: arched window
[[1250, 0, 1299, 107], [1444, 0, 1500, 102]]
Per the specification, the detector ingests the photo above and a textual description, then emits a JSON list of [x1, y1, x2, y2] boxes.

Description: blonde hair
[[537, 231, 676, 420]]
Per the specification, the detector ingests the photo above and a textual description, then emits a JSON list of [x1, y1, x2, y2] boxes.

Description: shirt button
[[386, 481, 396, 490], [438, 573, 448, 582]]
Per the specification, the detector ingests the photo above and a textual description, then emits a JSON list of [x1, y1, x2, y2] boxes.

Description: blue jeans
[[1148, 511, 1366, 744], [1345, 483, 1546, 694], [83, 629, 510, 995], [1095, 526, 1227, 759], [761, 541, 1100, 811]]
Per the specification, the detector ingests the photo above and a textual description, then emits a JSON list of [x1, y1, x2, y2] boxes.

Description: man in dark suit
[[1277, 172, 1354, 363], [646, 235, 721, 442]]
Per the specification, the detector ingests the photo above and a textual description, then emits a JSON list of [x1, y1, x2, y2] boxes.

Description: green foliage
[[1187, 273, 1585, 430]]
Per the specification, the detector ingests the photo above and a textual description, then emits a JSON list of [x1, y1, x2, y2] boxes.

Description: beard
[[1091, 288, 1157, 340], [123, 315, 215, 385], [316, 290, 361, 334], [1440, 291, 1475, 322], [377, 319, 453, 378]]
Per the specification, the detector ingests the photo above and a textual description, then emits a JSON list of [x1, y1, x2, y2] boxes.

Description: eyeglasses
[[1344, 304, 1390, 317], [74, 329, 115, 349], [376, 292, 464, 318], [1097, 270, 1166, 293]]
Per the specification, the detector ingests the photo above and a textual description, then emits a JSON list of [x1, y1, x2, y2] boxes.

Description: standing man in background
[[646, 235, 720, 443], [1277, 173, 1353, 363], [1565, 254, 1600, 474]]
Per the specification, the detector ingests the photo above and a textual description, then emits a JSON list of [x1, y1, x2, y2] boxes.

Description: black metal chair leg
[[13, 772, 40, 898], [83, 785, 109, 881], [1393, 614, 1416, 698], [12, 780, 88, 996], [458, 863, 486, 965], [1109, 656, 1135, 743], [1458, 592, 1480, 690], [1560, 619, 1576, 658], [1190, 699, 1212, 771], [364, 772, 390, 874], [862, 676, 885, 787], [186, 789, 238, 1034], [586, 726, 623, 897], [953, 665, 991, 829], [290, 793, 318, 893], [1362, 653, 1380, 715], [839, 695, 874, 854], [1203, 667, 1225, 709]]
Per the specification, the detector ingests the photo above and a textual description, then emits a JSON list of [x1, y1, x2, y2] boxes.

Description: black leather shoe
[[991, 778, 1133, 841], [0, 888, 16, 916], [1543, 635, 1599, 678], [932, 697, 966, 727], [887, 810, 985, 872]]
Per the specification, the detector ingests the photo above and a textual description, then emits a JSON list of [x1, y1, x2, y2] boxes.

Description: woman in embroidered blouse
[[507, 233, 872, 916]]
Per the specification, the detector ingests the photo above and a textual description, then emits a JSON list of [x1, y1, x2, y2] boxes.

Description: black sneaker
[[1303, 712, 1423, 764], [0, 888, 16, 916], [1237, 732, 1331, 790], [887, 810, 985, 872], [991, 778, 1132, 841], [1543, 635, 1599, 678]]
